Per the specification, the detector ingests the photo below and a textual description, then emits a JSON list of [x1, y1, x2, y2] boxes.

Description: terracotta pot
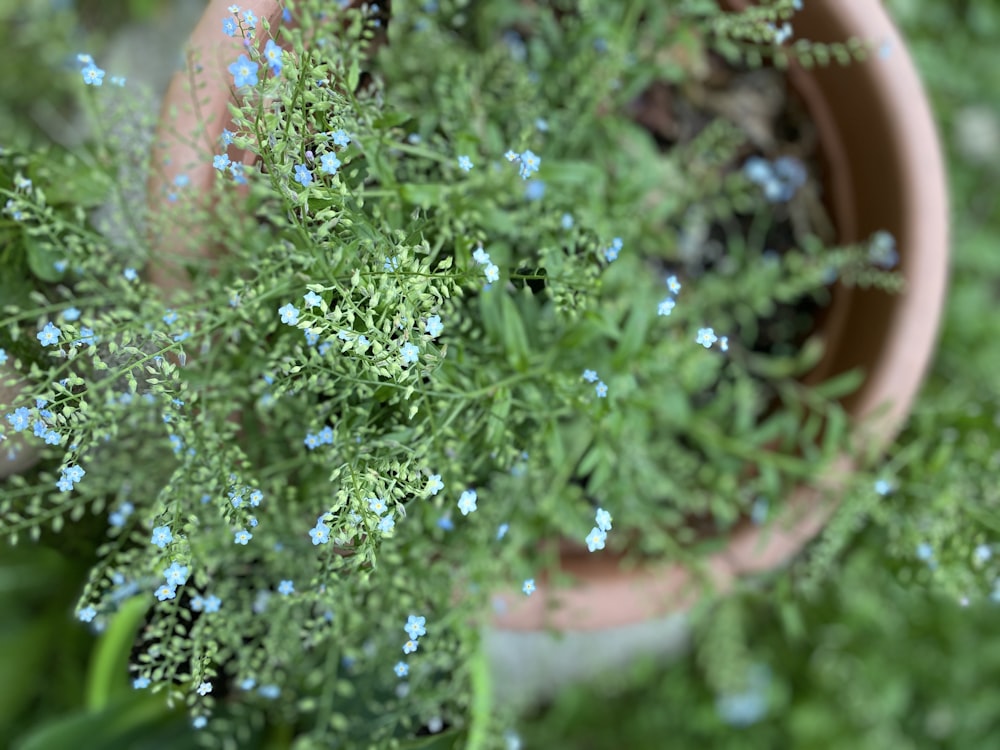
[[146, 0, 944, 700]]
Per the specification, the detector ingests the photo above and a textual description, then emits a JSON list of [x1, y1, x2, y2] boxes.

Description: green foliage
[[0, 0, 906, 746]]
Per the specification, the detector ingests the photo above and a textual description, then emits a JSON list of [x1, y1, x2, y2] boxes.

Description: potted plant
[[0, 0, 945, 745]]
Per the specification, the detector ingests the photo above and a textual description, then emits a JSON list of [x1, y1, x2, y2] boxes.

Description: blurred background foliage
[[1, 0, 999, 747]]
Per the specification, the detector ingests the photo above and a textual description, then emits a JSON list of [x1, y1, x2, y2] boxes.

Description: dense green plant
[[1, 0, 903, 746]]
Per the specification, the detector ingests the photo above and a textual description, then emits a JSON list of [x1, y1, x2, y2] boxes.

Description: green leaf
[[24, 234, 65, 283], [85, 596, 151, 711]]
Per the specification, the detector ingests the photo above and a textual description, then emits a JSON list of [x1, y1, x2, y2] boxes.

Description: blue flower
[[279, 303, 300, 325], [190, 595, 205, 611], [518, 150, 540, 179], [522, 578, 536, 596], [425, 315, 443, 338], [403, 639, 419, 654], [367, 497, 388, 516], [81, 62, 105, 86], [234, 529, 252, 545], [394, 661, 409, 678], [213, 153, 231, 171], [404, 615, 427, 639], [197, 681, 213, 696], [595, 381, 608, 398], [458, 155, 473, 172], [78, 606, 97, 622], [62, 307, 81, 322], [473, 247, 491, 265], [666, 275, 682, 294], [595, 508, 612, 532], [37, 322, 62, 347], [0, 348, 6, 365], [259, 684, 281, 699], [163, 562, 189, 586], [123, 267, 137, 281], [228, 54, 259, 87], [155, 584, 176, 601], [64, 465, 85, 483], [203, 595, 220, 616], [378, 515, 395, 534], [309, 523, 330, 545], [696, 327, 718, 348], [586, 527, 607, 552], [874, 479, 893, 496], [657, 297, 676, 317], [497, 523, 509, 540], [975, 544, 992, 564], [524, 180, 546, 201], [457, 489, 478, 516], [484, 263, 500, 284], [241, 9, 257, 29], [320, 153, 341, 175], [278, 580, 294, 596], [293, 164, 313, 186], [303, 291, 323, 309], [504, 150, 518, 162], [425, 475, 444, 496], [221, 129, 235, 146], [249, 489, 263, 506], [223, 16, 237, 36], [331, 129, 351, 147], [604, 237, 622, 262], [193, 717, 208, 729], [264, 39, 283, 73], [400, 342, 420, 365], [147, 529, 173, 555], [6, 407, 30, 432], [561, 213, 574, 230], [133, 676, 150, 689], [916, 542, 934, 561], [582, 369, 598, 383], [240, 678, 256, 691], [318, 426, 334, 444]]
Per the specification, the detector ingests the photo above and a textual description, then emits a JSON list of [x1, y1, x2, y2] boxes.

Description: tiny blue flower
[[193, 717, 208, 730], [241, 9, 257, 29], [595, 381, 608, 398], [303, 291, 323, 309], [874, 479, 893, 496], [394, 661, 409, 678], [473, 247, 491, 265], [293, 164, 313, 186], [133, 676, 150, 689], [916, 542, 934, 561], [522, 578, 536, 596], [666, 275, 682, 294], [404, 615, 427, 639], [197, 681, 213, 696], [259, 684, 281, 699], [975, 544, 992, 564], [497, 523, 509, 540], [155, 584, 176, 601], [278, 580, 294, 596], [228, 54, 259, 87], [62, 307, 81, 321], [279, 303, 300, 325], [240, 678, 256, 691], [403, 639, 418, 654], [400, 342, 420, 365], [331, 129, 351, 147], [0, 348, 6, 365], [582, 369, 598, 383], [123, 268, 138, 281], [425, 315, 443, 338], [6, 407, 30, 432], [457, 489, 478, 516], [319, 153, 341, 175], [309, 523, 330, 545], [78, 606, 97, 622], [484, 263, 500, 284], [223, 16, 237, 36], [561, 213, 574, 230], [595, 508, 612, 532], [213, 153, 231, 171], [458, 155, 473, 172], [37, 322, 62, 347], [163, 562, 189, 587], [221, 129, 235, 146], [518, 150, 540, 179], [437, 515, 454, 531], [81, 62, 105, 86], [234, 529, 252, 545], [425, 475, 444, 496], [151, 525, 173, 548], [586, 527, 607, 552], [696, 327, 719, 348], [657, 297, 676, 317], [378, 515, 395, 533], [264, 39, 283, 73]]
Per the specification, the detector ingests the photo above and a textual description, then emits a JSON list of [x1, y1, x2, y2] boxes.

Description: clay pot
[[147, 0, 945, 699]]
